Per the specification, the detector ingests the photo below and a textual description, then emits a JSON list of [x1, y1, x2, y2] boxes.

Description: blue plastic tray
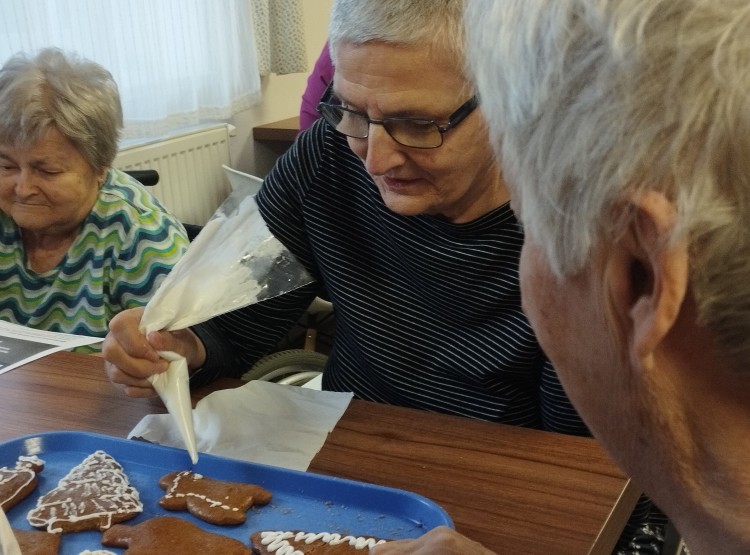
[[1, 431, 452, 554]]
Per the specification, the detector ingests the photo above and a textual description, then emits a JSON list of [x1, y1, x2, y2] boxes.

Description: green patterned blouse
[[0, 168, 189, 348]]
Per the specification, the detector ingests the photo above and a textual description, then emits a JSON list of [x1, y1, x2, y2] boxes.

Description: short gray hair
[[328, 0, 468, 83], [466, 0, 750, 369], [0, 47, 123, 170]]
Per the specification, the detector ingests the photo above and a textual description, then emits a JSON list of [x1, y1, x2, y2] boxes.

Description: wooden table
[[0, 351, 639, 555]]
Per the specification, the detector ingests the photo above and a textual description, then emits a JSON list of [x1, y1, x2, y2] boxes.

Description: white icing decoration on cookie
[[0, 456, 44, 507], [163, 470, 241, 512], [27, 450, 142, 533], [260, 530, 387, 554]]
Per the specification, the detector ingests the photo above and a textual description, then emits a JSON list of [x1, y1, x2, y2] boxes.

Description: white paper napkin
[[129, 381, 353, 471], [0, 506, 21, 555]]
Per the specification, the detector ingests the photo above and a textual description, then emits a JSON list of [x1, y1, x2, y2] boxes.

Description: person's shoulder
[[98, 169, 180, 220], [294, 118, 356, 166], [94, 169, 188, 241], [266, 120, 361, 200]]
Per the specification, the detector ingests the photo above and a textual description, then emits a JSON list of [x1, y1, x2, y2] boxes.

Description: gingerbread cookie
[[12, 528, 61, 555], [250, 530, 388, 554], [102, 515, 251, 554], [0, 455, 44, 512], [27, 450, 142, 533], [158, 470, 272, 525]]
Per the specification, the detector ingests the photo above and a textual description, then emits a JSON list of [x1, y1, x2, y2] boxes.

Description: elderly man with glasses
[[103, 1, 657, 549]]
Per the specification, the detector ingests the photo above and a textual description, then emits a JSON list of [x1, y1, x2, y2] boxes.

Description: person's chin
[[11, 209, 54, 229], [376, 184, 427, 214], [381, 195, 430, 217]]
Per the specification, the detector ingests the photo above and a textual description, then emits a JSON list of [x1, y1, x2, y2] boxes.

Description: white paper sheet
[[0, 321, 103, 376], [128, 381, 353, 471]]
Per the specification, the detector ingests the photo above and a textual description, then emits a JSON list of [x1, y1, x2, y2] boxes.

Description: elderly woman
[[104, 1, 655, 550], [0, 48, 188, 344]]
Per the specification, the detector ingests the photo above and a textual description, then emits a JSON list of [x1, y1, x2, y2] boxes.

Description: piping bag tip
[[148, 351, 198, 464]]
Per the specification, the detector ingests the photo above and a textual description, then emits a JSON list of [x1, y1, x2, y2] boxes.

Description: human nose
[[13, 169, 37, 198], [360, 123, 406, 177]]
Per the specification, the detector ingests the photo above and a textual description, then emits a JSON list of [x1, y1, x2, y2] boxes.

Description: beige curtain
[[252, 0, 309, 75]]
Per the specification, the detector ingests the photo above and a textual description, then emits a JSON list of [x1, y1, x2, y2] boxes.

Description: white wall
[[229, 0, 333, 177]]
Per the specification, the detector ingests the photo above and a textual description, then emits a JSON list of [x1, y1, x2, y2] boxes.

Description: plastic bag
[[140, 184, 314, 463]]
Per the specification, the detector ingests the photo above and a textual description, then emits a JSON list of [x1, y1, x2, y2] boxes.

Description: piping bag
[[139, 183, 314, 464], [0, 505, 21, 555]]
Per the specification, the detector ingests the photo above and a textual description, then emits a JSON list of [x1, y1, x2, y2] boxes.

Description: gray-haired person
[[374, 0, 750, 553], [0, 48, 188, 346]]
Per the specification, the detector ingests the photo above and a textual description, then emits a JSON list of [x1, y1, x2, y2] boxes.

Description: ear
[[603, 191, 690, 368], [96, 167, 108, 186]]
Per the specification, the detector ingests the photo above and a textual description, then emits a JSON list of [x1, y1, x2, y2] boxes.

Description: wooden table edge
[[252, 116, 300, 143], [588, 478, 642, 555]]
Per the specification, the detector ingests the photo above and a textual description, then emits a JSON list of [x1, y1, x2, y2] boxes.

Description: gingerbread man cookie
[[158, 470, 272, 526], [0, 455, 44, 512]]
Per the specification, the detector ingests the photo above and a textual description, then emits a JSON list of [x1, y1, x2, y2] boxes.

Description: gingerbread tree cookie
[[251, 530, 388, 554], [27, 450, 142, 533]]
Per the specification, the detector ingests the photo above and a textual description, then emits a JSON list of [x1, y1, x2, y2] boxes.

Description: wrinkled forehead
[[331, 40, 473, 102]]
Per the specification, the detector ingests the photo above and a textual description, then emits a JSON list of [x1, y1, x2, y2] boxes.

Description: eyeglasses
[[316, 83, 479, 149]]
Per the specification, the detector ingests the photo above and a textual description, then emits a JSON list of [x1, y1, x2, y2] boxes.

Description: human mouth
[[382, 175, 419, 191]]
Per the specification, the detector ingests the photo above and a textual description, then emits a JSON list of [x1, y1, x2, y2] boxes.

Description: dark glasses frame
[[315, 82, 479, 149]]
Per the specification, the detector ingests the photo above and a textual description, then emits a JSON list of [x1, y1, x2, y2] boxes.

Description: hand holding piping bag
[[138, 185, 313, 465]]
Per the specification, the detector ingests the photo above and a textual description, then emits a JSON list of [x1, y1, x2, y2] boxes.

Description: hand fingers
[[103, 308, 168, 397], [147, 327, 206, 371], [103, 308, 206, 396], [107, 368, 160, 399], [104, 307, 160, 365], [369, 527, 495, 555]]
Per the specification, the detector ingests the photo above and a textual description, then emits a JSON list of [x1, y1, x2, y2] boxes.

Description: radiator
[[114, 124, 234, 225]]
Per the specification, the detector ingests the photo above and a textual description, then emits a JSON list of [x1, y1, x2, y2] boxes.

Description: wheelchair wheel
[[241, 349, 327, 386]]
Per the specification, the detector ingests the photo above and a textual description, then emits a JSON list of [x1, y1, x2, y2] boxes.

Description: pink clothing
[[299, 42, 334, 131]]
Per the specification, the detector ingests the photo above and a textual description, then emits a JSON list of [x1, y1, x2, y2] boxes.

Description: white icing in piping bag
[[147, 351, 197, 464]]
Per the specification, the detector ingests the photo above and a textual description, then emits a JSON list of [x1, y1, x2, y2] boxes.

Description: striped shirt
[[196, 119, 587, 433], [0, 168, 189, 345]]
